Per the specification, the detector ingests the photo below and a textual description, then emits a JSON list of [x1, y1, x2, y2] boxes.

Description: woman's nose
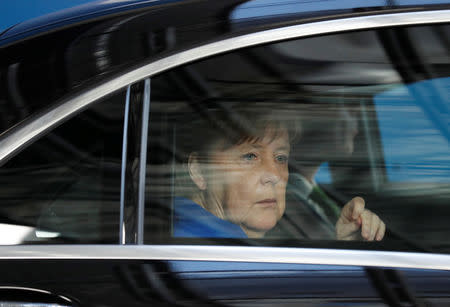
[[260, 160, 280, 185]]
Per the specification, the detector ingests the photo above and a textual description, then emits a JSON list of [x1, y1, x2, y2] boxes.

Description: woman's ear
[[188, 152, 207, 190]]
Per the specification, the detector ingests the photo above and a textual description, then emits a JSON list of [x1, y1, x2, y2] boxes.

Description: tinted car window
[[0, 91, 125, 244], [143, 23, 449, 252], [375, 77, 450, 183]]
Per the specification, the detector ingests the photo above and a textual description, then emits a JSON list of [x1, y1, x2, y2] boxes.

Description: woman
[[173, 104, 385, 240]]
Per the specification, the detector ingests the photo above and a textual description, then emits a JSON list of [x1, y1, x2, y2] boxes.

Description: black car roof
[[0, 0, 177, 42], [2, 0, 450, 45]]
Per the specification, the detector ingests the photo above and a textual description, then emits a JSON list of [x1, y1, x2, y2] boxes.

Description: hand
[[336, 197, 385, 241]]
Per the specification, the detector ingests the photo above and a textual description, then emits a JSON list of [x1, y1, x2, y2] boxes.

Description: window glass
[[315, 163, 332, 184], [144, 24, 450, 253], [0, 91, 125, 244], [375, 77, 450, 183]]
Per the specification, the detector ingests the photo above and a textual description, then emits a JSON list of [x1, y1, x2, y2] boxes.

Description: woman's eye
[[275, 155, 288, 164], [242, 153, 257, 161]]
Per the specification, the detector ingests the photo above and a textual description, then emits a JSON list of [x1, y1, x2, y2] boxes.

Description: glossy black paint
[[1, 259, 450, 306]]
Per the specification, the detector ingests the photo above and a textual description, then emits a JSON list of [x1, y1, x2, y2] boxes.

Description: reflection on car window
[[315, 163, 332, 184], [375, 77, 450, 183], [144, 24, 449, 253], [0, 91, 125, 244]]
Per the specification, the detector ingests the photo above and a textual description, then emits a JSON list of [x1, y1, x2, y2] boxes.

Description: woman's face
[[207, 129, 290, 238]]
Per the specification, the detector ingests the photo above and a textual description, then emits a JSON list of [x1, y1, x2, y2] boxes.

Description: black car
[[0, 0, 449, 306]]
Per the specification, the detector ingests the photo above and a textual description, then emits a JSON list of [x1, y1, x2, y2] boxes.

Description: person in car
[[173, 105, 385, 240], [273, 101, 386, 240]]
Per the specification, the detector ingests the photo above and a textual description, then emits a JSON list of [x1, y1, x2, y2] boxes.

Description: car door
[[140, 10, 450, 307]]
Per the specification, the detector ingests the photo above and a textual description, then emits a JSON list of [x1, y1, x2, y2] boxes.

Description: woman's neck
[[241, 226, 266, 238]]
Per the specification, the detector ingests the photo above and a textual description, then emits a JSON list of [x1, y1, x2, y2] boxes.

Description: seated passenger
[[173, 105, 385, 240], [282, 101, 385, 241]]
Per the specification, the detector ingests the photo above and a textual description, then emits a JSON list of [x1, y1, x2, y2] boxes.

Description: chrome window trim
[[0, 10, 449, 163], [1, 245, 450, 271], [137, 78, 151, 244], [119, 85, 131, 244]]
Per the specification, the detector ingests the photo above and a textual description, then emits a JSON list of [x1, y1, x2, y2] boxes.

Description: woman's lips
[[256, 198, 277, 207]]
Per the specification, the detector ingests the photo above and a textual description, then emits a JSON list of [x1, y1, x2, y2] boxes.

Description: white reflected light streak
[[0, 224, 34, 245], [1, 245, 450, 271]]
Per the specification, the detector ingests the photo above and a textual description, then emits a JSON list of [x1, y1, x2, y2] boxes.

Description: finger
[[351, 197, 365, 220], [376, 220, 386, 241], [341, 197, 365, 223], [336, 220, 360, 239], [360, 210, 373, 240], [369, 213, 380, 241]]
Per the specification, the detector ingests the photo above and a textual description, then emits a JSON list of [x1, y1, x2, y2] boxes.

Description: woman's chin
[[244, 218, 279, 236]]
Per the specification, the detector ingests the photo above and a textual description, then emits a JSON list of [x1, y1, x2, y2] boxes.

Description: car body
[[0, 0, 449, 306]]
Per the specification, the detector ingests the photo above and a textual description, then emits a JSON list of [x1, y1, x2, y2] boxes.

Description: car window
[[0, 90, 125, 244], [142, 23, 449, 252], [375, 77, 450, 183]]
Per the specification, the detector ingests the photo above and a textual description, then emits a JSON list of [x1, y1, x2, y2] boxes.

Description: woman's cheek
[[277, 169, 288, 215]]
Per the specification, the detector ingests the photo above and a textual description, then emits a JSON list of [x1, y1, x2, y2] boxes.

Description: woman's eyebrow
[[245, 144, 290, 151], [275, 146, 290, 152]]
